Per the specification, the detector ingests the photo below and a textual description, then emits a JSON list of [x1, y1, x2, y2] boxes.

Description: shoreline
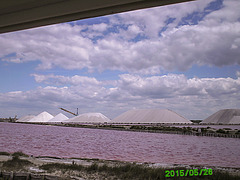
[[0, 152, 240, 179], [11, 121, 240, 138]]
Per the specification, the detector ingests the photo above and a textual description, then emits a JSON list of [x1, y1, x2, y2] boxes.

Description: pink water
[[0, 122, 239, 168]]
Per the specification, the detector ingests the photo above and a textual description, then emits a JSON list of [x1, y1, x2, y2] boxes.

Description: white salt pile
[[229, 116, 240, 124], [16, 115, 35, 122], [201, 109, 240, 124], [28, 111, 54, 122], [65, 113, 110, 123], [48, 113, 69, 122], [111, 109, 191, 124]]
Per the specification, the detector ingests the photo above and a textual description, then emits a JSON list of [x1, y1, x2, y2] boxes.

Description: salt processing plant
[[15, 108, 240, 124]]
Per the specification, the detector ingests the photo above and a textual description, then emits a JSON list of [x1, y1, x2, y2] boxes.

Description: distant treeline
[[0, 117, 17, 122]]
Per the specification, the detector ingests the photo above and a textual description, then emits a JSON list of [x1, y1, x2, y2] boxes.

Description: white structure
[[65, 113, 110, 123], [16, 115, 35, 122], [28, 111, 54, 123], [48, 113, 69, 122], [201, 109, 240, 124], [111, 109, 191, 124]]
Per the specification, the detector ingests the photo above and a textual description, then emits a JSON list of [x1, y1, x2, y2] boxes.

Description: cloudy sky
[[0, 0, 240, 120]]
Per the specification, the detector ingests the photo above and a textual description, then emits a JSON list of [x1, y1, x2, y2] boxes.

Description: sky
[[0, 0, 240, 120]]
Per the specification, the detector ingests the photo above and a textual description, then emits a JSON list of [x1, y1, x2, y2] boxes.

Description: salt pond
[[0, 122, 239, 168]]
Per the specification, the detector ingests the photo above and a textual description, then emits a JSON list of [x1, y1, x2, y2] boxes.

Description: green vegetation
[[129, 125, 184, 132], [12, 151, 29, 157], [104, 125, 126, 129], [129, 125, 200, 134], [40, 162, 240, 180], [40, 163, 84, 172], [2, 153, 32, 170], [0, 152, 10, 156], [200, 128, 208, 133], [210, 170, 240, 180], [0, 151, 29, 157], [223, 128, 232, 130], [216, 129, 226, 134], [1, 151, 31, 171], [1, 152, 239, 180], [40, 162, 164, 179]]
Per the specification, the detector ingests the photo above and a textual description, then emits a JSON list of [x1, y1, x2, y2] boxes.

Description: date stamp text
[[165, 168, 213, 178]]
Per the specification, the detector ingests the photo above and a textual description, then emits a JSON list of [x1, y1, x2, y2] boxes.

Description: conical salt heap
[[111, 109, 191, 124], [65, 113, 110, 123], [48, 113, 69, 122], [201, 109, 240, 124], [16, 115, 35, 122], [28, 111, 54, 122]]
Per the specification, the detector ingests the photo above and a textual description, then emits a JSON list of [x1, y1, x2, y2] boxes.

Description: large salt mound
[[65, 113, 110, 123], [201, 109, 240, 124], [229, 116, 240, 124], [16, 115, 35, 122], [111, 109, 191, 124], [48, 113, 69, 122], [28, 111, 54, 122]]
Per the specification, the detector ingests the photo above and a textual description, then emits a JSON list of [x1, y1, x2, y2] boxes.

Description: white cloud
[[237, 71, 240, 77], [31, 74, 101, 86], [90, 23, 108, 32], [32, 74, 55, 83], [113, 0, 213, 38], [0, 0, 239, 74], [1, 0, 239, 74], [0, 23, 92, 70], [117, 74, 240, 98], [0, 0, 240, 119], [203, 0, 240, 26], [1, 73, 239, 119]]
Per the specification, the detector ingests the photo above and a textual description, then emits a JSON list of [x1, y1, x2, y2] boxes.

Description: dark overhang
[[0, 0, 194, 34]]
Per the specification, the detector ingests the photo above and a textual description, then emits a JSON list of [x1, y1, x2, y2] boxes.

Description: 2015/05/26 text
[[165, 168, 213, 177]]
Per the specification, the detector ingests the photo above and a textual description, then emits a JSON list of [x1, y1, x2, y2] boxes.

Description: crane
[[60, 108, 78, 116]]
